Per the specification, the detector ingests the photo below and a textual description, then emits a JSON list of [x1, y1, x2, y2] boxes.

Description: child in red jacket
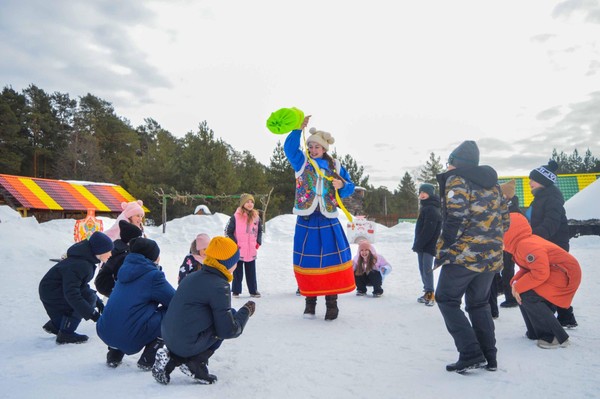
[[503, 212, 582, 349]]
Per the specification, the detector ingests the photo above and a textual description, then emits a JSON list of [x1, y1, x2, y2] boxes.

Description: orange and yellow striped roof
[[0, 174, 149, 213]]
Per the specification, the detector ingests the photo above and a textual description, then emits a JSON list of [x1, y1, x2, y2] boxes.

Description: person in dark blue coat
[[96, 237, 175, 370], [39, 232, 113, 344], [527, 160, 577, 328], [153, 236, 256, 385], [412, 183, 442, 307]]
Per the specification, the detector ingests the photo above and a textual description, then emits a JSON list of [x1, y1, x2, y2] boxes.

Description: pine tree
[[266, 141, 294, 218], [418, 152, 443, 189], [395, 172, 418, 218]]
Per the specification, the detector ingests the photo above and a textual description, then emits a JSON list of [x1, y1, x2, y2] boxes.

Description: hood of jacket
[[438, 165, 498, 190], [66, 240, 100, 264], [117, 253, 159, 284], [503, 213, 532, 255]]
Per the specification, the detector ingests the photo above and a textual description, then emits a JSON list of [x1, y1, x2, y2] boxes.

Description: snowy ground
[[0, 205, 598, 399]]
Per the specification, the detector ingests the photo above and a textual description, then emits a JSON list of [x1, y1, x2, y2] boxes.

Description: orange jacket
[[503, 213, 581, 308]]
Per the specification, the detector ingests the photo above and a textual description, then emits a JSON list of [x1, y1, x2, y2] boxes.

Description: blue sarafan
[[266, 107, 304, 134]]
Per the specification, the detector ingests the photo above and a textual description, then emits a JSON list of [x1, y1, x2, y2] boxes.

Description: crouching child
[[153, 236, 256, 385], [503, 213, 582, 349]]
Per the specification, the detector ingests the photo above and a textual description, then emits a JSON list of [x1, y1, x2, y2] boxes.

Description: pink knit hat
[[195, 233, 210, 251], [121, 200, 145, 220]]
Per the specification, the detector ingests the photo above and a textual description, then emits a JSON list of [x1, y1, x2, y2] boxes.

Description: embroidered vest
[[293, 158, 340, 218]]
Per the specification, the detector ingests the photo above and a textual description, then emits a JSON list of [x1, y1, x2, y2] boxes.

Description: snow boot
[[56, 316, 88, 344], [107, 347, 125, 368], [138, 337, 164, 371], [424, 291, 435, 307], [324, 295, 339, 321], [152, 347, 179, 385], [303, 297, 317, 319], [445, 353, 486, 373], [42, 320, 58, 335], [185, 350, 217, 384]]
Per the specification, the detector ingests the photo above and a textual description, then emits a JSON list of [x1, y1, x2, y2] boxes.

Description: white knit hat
[[307, 127, 335, 151]]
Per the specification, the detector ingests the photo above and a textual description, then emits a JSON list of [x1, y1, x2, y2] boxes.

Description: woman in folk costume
[[503, 212, 581, 349], [283, 115, 356, 321]]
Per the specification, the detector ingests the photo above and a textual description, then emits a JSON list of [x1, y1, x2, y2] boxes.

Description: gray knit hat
[[449, 140, 479, 167], [419, 183, 435, 197]]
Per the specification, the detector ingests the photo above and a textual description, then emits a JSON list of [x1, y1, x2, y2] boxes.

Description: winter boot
[[56, 316, 88, 344], [324, 295, 339, 321], [445, 353, 486, 373], [106, 347, 125, 368], [185, 350, 217, 384], [138, 337, 164, 371], [303, 297, 317, 319], [42, 320, 59, 335], [424, 291, 435, 307], [152, 347, 179, 385]]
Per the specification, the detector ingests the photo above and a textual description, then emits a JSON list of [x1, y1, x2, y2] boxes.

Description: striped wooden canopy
[[0, 174, 149, 214]]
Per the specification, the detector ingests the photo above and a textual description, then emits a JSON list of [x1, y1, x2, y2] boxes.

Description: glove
[[242, 301, 256, 317], [90, 310, 100, 322], [96, 297, 105, 314], [256, 243, 261, 250]]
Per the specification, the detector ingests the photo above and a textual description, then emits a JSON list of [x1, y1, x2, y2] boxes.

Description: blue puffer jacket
[[161, 265, 251, 358], [96, 253, 175, 354]]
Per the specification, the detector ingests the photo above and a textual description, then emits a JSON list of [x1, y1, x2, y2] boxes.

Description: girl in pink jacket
[[353, 240, 392, 297], [226, 194, 263, 298]]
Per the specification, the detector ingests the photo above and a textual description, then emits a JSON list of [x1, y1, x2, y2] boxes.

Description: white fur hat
[[307, 127, 335, 151]]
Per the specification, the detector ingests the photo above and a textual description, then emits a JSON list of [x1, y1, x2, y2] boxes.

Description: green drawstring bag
[[266, 107, 305, 134]]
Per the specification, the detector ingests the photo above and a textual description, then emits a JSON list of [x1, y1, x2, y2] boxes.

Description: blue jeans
[[436, 264, 496, 361], [417, 252, 435, 292], [232, 260, 258, 295]]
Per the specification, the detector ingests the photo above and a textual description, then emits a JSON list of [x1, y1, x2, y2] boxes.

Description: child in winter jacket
[[503, 212, 581, 349], [153, 237, 256, 385], [225, 194, 262, 297], [412, 183, 441, 306], [103, 200, 145, 241], [96, 238, 175, 369], [178, 233, 210, 284], [353, 240, 392, 297], [39, 232, 113, 344]]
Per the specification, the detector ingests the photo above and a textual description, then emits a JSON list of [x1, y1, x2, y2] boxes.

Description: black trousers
[[519, 290, 569, 344], [500, 251, 517, 303], [355, 271, 383, 295]]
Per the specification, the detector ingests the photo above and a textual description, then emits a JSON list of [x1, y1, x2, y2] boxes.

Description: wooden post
[[162, 194, 167, 234]]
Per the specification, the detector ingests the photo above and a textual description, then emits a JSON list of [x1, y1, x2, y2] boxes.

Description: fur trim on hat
[[529, 160, 558, 187], [307, 127, 335, 151]]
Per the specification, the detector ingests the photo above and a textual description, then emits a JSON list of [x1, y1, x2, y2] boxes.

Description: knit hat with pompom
[[307, 127, 335, 151]]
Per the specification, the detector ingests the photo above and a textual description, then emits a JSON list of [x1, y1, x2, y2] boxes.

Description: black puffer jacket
[[161, 264, 251, 358], [39, 240, 100, 320], [94, 239, 128, 297], [527, 184, 570, 251], [413, 195, 442, 256]]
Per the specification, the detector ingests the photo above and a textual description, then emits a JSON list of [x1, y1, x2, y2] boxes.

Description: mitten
[[96, 297, 105, 314], [90, 310, 101, 322], [255, 243, 260, 250], [242, 301, 256, 317]]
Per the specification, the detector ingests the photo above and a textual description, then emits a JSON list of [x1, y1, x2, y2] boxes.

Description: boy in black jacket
[[39, 232, 113, 344]]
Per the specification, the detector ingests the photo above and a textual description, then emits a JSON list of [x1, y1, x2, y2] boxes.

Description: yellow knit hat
[[205, 236, 240, 269]]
